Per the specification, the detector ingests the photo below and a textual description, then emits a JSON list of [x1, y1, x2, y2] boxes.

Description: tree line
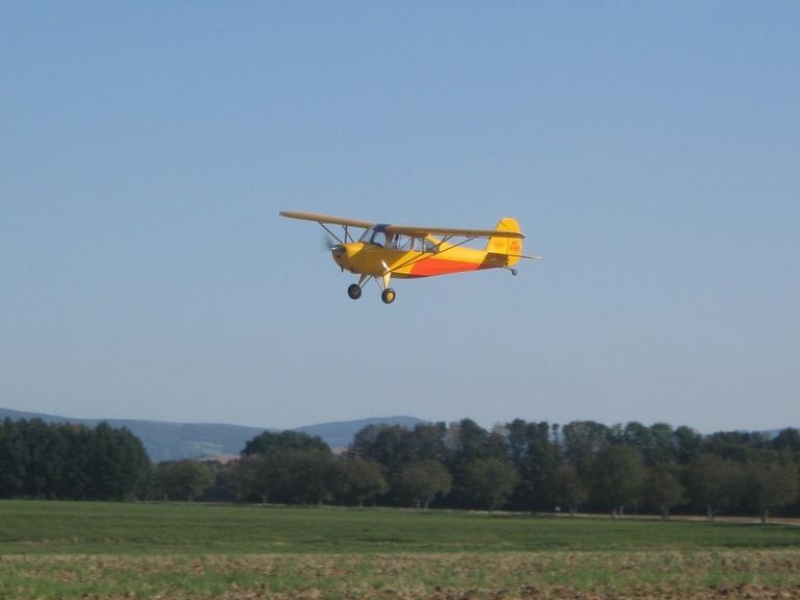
[[164, 419, 800, 522], [0, 418, 150, 500], [3, 417, 799, 521]]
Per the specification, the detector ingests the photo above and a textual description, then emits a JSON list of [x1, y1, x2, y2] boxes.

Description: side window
[[396, 235, 413, 251], [422, 238, 438, 252]]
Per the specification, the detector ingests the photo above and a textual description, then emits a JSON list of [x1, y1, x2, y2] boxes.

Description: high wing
[[279, 211, 375, 230], [279, 210, 525, 240], [384, 224, 524, 239]]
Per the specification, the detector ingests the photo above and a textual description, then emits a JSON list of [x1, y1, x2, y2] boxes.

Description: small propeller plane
[[279, 210, 540, 304]]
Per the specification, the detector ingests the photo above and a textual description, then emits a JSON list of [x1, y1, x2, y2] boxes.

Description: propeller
[[320, 232, 339, 252], [323, 233, 348, 272]]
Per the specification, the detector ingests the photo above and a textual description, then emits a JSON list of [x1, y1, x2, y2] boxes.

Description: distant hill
[[0, 407, 426, 463], [295, 416, 425, 449]]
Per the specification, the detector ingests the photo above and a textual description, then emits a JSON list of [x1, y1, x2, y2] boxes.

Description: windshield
[[358, 227, 386, 246], [358, 227, 396, 248]]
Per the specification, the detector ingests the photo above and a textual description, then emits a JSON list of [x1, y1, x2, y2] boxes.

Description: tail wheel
[[347, 284, 362, 300], [381, 288, 396, 304]]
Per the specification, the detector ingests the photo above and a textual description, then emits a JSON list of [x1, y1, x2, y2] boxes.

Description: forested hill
[[0, 408, 424, 462]]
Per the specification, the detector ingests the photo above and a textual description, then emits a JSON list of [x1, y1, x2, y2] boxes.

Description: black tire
[[381, 288, 396, 304], [347, 284, 362, 300]]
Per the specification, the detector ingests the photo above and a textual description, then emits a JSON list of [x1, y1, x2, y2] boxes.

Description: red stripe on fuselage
[[406, 257, 479, 277]]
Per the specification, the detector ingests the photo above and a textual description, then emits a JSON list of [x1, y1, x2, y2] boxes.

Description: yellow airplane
[[280, 210, 540, 304]]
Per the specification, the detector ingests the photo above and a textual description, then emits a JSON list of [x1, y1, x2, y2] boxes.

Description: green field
[[1, 501, 799, 599]]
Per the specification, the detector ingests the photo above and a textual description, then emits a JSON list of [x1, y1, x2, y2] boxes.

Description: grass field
[[1, 501, 799, 599]]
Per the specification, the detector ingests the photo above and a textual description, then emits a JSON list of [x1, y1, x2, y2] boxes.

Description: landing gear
[[347, 276, 396, 304], [347, 284, 362, 300]]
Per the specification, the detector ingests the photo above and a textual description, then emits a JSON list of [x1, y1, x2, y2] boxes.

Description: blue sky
[[2, 2, 799, 433]]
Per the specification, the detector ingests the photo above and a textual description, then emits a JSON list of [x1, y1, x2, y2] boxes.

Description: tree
[[684, 454, 745, 521], [771, 428, 800, 454], [505, 420, 558, 510], [231, 454, 275, 503], [622, 422, 678, 467], [152, 460, 214, 501], [0, 419, 27, 498], [448, 419, 506, 465], [622, 422, 652, 461], [592, 445, 646, 516], [56, 424, 93, 500], [742, 462, 799, 523], [646, 464, 685, 518], [86, 423, 151, 501], [350, 424, 416, 477], [113, 425, 152, 500], [648, 423, 678, 466], [549, 463, 588, 515], [393, 460, 452, 509], [280, 448, 339, 505], [562, 421, 610, 481], [338, 456, 389, 506], [198, 459, 240, 502], [242, 430, 329, 456], [458, 457, 518, 511], [19, 418, 64, 498], [673, 426, 702, 465], [410, 422, 450, 463], [238, 429, 339, 505], [701, 431, 768, 463]]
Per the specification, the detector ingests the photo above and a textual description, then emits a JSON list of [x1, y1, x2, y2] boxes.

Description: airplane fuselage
[[331, 241, 512, 279]]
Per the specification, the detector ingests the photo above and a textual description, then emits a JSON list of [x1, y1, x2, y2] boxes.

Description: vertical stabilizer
[[486, 217, 524, 266]]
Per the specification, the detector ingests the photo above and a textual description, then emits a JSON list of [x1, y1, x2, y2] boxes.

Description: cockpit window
[[358, 228, 437, 252]]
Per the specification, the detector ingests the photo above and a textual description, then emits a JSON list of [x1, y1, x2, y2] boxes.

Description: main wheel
[[347, 284, 362, 300], [381, 288, 396, 304]]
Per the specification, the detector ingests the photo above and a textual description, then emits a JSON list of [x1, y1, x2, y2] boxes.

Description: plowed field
[[3, 551, 800, 599]]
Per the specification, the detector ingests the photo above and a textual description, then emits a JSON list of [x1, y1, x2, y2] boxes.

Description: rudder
[[485, 217, 524, 266]]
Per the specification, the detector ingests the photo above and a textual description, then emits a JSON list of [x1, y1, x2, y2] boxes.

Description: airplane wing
[[279, 211, 375, 229], [384, 225, 524, 239], [280, 211, 526, 239]]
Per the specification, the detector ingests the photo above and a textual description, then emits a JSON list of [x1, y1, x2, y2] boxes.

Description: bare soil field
[[2, 550, 800, 599]]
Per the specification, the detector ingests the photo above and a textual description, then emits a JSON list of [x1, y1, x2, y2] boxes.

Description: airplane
[[279, 210, 540, 304]]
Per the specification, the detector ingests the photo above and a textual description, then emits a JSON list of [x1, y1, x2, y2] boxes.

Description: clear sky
[[2, 2, 799, 434]]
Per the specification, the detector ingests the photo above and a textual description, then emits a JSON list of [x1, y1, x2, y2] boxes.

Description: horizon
[[1, 405, 795, 437]]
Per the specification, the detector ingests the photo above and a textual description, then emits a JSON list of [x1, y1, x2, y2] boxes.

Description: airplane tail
[[486, 217, 524, 267]]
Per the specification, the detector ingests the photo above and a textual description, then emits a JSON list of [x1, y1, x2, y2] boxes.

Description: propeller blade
[[320, 232, 338, 251]]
